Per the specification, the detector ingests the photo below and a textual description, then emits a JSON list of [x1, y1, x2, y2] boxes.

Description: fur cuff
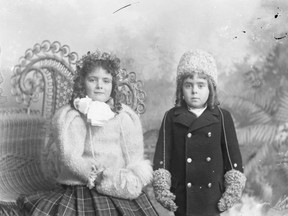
[[218, 169, 247, 212], [152, 168, 178, 212], [96, 169, 142, 199], [127, 159, 153, 186]]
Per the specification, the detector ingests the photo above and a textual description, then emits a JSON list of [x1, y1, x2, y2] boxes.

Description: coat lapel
[[174, 106, 197, 127], [188, 107, 220, 132]]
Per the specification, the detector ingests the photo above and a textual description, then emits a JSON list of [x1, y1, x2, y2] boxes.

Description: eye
[[184, 83, 191, 88], [198, 83, 206, 88], [88, 78, 96, 82], [103, 79, 112, 84]]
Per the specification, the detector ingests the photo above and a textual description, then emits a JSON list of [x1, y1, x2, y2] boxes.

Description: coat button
[[206, 157, 211, 162], [187, 158, 192, 163], [234, 163, 238, 168], [159, 161, 163, 165], [207, 132, 212, 137], [187, 182, 192, 188], [187, 133, 192, 138], [208, 183, 212, 188]]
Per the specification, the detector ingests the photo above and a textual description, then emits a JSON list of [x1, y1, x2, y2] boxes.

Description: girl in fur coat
[[152, 50, 246, 216], [18, 51, 158, 216]]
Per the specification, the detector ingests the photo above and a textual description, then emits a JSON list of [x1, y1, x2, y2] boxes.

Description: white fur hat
[[177, 49, 218, 85]]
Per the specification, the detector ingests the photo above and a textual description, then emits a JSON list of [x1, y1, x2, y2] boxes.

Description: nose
[[96, 80, 103, 89], [192, 85, 197, 94]]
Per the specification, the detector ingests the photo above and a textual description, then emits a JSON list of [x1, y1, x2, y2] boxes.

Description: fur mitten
[[152, 168, 177, 212], [218, 169, 247, 212]]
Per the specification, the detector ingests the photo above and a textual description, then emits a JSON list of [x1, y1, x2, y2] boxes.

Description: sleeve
[[53, 106, 95, 183], [221, 109, 244, 173], [96, 108, 153, 199], [153, 110, 173, 171]]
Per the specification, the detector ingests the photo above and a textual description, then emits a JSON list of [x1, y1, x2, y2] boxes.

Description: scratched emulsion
[[231, 5, 287, 42], [113, 2, 140, 14], [0, 2, 288, 215]]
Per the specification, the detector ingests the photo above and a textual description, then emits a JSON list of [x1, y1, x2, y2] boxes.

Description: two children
[[17, 48, 245, 216], [153, 50, 246, 216]]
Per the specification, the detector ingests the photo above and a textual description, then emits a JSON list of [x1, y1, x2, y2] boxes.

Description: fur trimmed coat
[[42, 104, 152, 200]]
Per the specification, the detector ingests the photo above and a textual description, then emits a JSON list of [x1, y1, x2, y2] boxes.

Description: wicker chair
[[0, 40, 146, 216]]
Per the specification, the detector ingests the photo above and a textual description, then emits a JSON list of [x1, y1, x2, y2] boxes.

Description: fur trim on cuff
[[152, 168, 178, 212], [127, 159, 153, 186], [96, 171, 141, 200], [218, 169, 247, 212]]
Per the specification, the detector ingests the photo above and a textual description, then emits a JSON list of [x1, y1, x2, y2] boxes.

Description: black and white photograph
[[0, 0, 288, 215]]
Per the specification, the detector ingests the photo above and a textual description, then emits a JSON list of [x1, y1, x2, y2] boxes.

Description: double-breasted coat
[[153, 105, 243, 216]]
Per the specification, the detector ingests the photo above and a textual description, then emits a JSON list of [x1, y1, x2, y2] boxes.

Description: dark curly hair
[[175, 72, 219, 109], [69, 51, 122, 112]]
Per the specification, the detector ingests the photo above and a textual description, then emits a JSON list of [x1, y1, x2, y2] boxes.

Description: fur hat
[[177, 49, 218, 85]]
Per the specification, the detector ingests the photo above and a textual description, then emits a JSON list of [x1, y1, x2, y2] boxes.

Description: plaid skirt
[[17, 185, 159, 216]]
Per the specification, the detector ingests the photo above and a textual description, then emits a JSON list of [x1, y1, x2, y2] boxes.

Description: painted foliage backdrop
[[1, 0, 288, 215]]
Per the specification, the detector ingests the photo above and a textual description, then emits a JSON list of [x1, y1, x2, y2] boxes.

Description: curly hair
[[69, 51, 122, 112], [175, 72, 219, 109]]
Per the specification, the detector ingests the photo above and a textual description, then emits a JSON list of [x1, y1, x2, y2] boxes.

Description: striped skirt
[[17, 185, 159, 216]]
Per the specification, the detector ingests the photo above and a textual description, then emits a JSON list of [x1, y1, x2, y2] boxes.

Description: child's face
[[84, 67, 113, 102], [182, 74, 209, 109]]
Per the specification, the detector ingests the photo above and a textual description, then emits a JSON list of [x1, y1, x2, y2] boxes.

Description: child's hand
[[87, 165, 104, 189], [154, 187, 177, 212], [93, 168, 104, 184], [217, 169, 246, 212], [152, 168, 178, 212]]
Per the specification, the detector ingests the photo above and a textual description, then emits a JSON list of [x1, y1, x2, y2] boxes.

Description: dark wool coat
[[153, 105, 243, 216]]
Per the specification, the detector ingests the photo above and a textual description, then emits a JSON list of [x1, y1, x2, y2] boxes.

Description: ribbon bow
[[74, 96, 115, 126]]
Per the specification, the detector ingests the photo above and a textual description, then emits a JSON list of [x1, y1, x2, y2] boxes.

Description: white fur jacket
[[42, 104, 153, 199]]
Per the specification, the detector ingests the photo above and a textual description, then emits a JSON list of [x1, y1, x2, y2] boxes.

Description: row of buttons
[[187, 157, 211, 163], [161, 160, 237, 168], [187, 182, 212, 188], [187, 132, 212, 138]]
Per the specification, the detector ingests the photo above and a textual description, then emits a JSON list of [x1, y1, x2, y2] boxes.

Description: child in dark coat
[[152, 50, 246, 216]]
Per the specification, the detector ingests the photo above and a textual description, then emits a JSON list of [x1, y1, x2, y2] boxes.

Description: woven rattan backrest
[[10, 40, 146, 117], [10, 40, 77, 119]]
